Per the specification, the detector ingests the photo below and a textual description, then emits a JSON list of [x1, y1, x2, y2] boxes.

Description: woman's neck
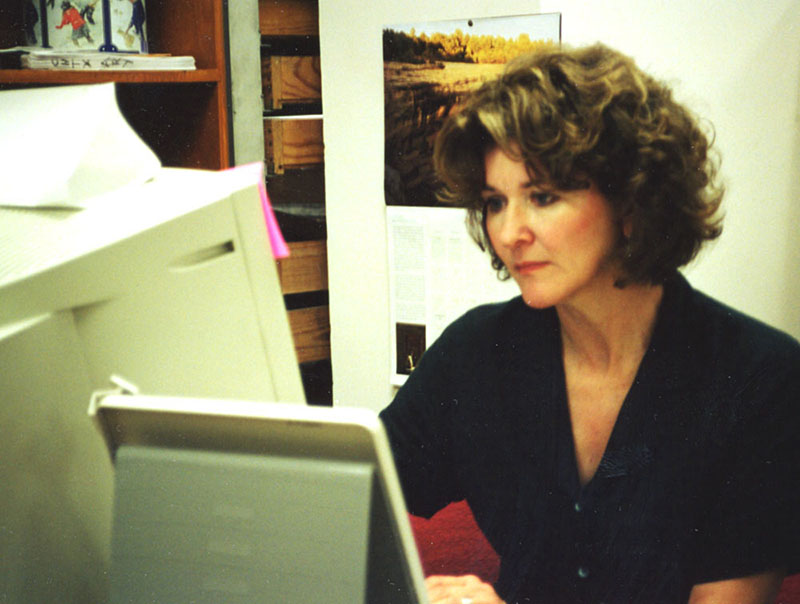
[[556, 281, 664, 374]]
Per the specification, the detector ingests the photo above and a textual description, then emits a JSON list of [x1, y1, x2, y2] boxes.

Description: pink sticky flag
[[225, 162, 290, 259]]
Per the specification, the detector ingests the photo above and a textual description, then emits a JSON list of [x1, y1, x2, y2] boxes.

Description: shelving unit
[[0, 0, 231, 170], [259, 0, 331, 405], [1, 0, 331, 404]]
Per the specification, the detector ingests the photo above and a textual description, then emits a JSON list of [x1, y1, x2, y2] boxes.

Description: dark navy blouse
[[380, 273, 800, 603]]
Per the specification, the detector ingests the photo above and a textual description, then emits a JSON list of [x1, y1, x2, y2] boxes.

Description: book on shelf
[[19, 48, 195, 70]]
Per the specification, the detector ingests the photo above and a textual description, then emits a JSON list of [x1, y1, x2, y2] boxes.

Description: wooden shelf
[[0, 0, 231, 170], [0, 68, 222, 85]]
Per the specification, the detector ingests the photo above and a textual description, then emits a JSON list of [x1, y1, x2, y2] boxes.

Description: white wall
[[320, 0, 800, 411]]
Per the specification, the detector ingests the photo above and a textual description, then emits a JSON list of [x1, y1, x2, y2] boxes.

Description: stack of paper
[[20, 49, 195, 71], [0, 83, 161, 208], [0, 83, 289, 257]]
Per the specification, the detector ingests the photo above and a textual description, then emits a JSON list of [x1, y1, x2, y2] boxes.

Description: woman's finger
[[425, 574, 505, 604]]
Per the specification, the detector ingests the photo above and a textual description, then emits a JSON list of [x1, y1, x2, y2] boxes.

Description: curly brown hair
[[433, 43, 724, 285]]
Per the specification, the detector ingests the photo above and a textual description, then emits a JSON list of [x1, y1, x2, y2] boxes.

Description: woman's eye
[[483, 197, 505, 214], [531, 192, 558, 206]]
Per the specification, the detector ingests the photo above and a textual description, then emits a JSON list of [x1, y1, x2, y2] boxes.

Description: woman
[[379, 43, 800, 604]]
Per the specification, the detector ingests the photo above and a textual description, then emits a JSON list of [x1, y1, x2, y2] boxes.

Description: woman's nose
[[496, 200, 534, 248]]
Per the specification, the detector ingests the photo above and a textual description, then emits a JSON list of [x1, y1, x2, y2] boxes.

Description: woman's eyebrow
[[481, 180, 539, 193]]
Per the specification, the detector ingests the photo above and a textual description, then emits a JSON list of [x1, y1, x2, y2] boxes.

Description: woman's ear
[[622, 215, 633, 239]]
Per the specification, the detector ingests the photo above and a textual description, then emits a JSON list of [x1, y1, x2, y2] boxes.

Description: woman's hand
[[425, 574, 505, 604], [687, 568, 785, 604]]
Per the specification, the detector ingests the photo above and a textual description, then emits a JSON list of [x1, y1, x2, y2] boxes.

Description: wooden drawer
[[263, 55, 321, 109], [259, 0, 319, 36], [278, 240, 330, 363], [287, 305, 330, 363], [265, 117, 323, 173], [276, 240, 327, 294]]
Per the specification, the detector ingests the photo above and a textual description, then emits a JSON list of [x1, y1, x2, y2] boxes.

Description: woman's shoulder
[[685, 280, 798, 361], [672, 274, 800, 387]]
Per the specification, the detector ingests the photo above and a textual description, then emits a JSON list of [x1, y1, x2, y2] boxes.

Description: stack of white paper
[[21, 49, 196, 71], [0, 83, 161, 208]]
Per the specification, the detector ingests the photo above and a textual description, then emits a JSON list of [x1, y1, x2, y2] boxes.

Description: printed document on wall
[[387, 205, 517, 386]]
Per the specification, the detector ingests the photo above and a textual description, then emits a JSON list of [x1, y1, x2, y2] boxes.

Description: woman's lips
[[514, 261, 550, 274]]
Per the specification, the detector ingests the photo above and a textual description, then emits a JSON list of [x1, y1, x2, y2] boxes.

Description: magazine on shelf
[[20, 48, 195, 71]]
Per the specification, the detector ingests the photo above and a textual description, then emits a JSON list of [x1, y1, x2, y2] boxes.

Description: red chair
[[409, 500, 499, 583], [778, 575, 800, 604], [410, 500, 800, 603]]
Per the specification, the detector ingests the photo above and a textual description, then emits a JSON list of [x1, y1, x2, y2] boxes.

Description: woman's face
[[482, 146, 621, 309]]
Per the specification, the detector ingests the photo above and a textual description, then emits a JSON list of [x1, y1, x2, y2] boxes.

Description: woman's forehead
[[482, 145, 552, 187]]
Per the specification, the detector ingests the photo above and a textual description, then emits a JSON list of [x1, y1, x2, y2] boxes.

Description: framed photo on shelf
[[44, 0, 147, 53], [108, 0, 147, 52]]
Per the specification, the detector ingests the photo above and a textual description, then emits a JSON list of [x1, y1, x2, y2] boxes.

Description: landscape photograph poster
[[383, 12, 561, 208], [383, 13, 562, 385]]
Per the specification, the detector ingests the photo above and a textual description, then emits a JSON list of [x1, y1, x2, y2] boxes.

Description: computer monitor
[[1, 166, 304, 403], [89, 394, 429, 604], [0, 166, 305, 602]]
